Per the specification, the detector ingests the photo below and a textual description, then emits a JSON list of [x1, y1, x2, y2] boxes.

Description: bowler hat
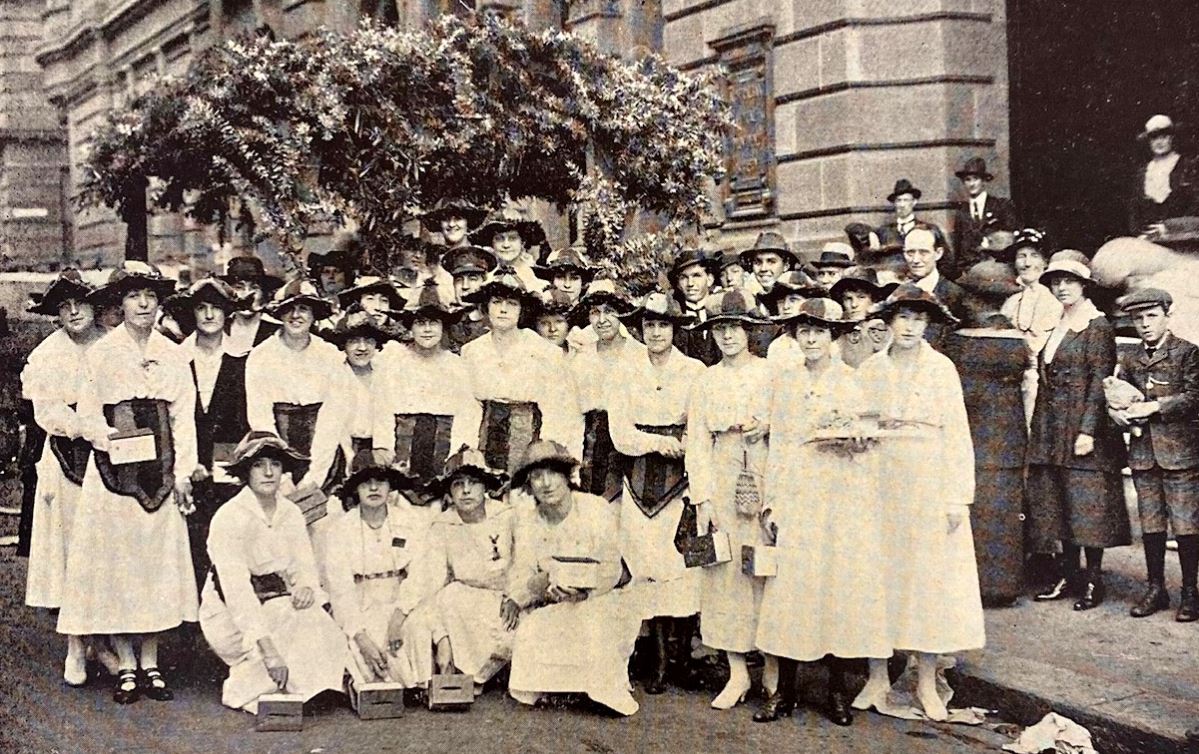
[[812, 243, 856, 268], [225, 431, 308, 481], [27, 269, 94, 316], [511, 440, 580, 490], [886, 178, 922, 203], [424, 446, 508, 499], [738, 231, 800, 269], [870, 283, 959, 325], [954, 157, 994, 182], [220, 255, 283, 292], [1118, 287, 1173, 314]]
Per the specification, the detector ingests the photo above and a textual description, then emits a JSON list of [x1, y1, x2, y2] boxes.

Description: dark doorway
[[1007, 0, 1199, 253]]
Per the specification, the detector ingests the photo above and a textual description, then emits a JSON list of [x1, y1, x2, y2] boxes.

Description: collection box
[[740, 544, 778, 578], [683, 530, 732, 569], [350, 681, 404, 720], [256, 692, 304, 731], [107, 428, 157, 465], [549, 555, 601, 590], [428, 673, 474, 711]]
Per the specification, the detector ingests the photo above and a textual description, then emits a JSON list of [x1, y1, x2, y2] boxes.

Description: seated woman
[[420, 447, 515, 687], [505, 441, 642, 716], [325, 457, 435, 691], [199, 432, 349, 714]]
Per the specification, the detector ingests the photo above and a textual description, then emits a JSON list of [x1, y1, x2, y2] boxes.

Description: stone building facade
[[22, 0, 1011, 268]]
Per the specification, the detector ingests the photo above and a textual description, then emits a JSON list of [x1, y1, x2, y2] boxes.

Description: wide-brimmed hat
[[667, 248, 721, 286], [955, 157, 994, 182], [163, 276, 246, 325], [424, 446, 508, 499], [325, 307, 393, 349], [27, 269, 94, 316], [811, 243, 856, 269], [738, 231, 799, 269], [87, 261, 178, 307], [463, 266, 540, 310], [828, 267, 899, 305], [532, 288, 578, 318], [225, 431, 308, 480], [620, 290, 695, 328], [957, 259, 1022, 298], [336, 271, 405, 310], [420, 199, 489, 233], [886, 178, 922, 203], [714, 249, 745, 271], [469, 208, 547, 249], [689, 289, 771, 330], [220, 255, 283, 292], [394, 278, 464, 326], [511, 440, 580, 489], [307, 232, 361, 283], [1039, 250, 1093, 287], [533, 244, 594, 283], [870, 283, 959, 325], [571, 279, 632, 328], [775, 296, 856, 335], [265, 278, 335, 320], [440, 244, 498, 278], [755, 270, 826, 309], [340, 455, 416, 506], [1138, 114, 1180, 141], [993, 227, 1046, 263]]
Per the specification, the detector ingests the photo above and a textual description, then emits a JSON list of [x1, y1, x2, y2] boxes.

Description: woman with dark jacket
[[1027, 251, 1131, 611]]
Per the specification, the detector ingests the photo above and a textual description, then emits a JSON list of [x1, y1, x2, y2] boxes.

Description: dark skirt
[[1027, 464, 1132, 550], [973, 468, 1025, 604]]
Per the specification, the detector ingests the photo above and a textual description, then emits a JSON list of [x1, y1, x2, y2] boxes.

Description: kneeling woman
[[755, 298, 891, 725], [325, 458, 436, 690], [505, 441, 642, 715], [200, 432, 349, 713]]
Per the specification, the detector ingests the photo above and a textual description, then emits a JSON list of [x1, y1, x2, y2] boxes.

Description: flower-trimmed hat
[[619, 290, 695, 328], [394, 279, 464, 326], [828, 267, 899, 305], [336, 270, 405, 310], [424, 445, 508, 499], [220, 255, 283, 293], [738, 231, 799, 270], [993, 227, 1046, 263], [463, 266, 541, 309], [1039, 249, 1094, 288], [812, 242, 856, 269], [340, 454, 416, 508], [954, 156, 994, 182], [533, 244, 595, 283], [469, 208, 547, 249], [775, 296, 857, 335], [163, 275, 247, 327], [533, 288, 578, 318], [326, 307, 393, 349], [667, 248, 721, 287], [420, 199, 489, 233], [87, 261, 178, 307], [440, 244, 498, 278], [511, 440, 580, 490], [690, 289, 771, 330], [755, 270, 826, 310], [27, 269, 94, 316], [870, 283, 960, 325], [886, 178, 922, 203], [265, 277, 335, 321], [225, 431, 308, 481]]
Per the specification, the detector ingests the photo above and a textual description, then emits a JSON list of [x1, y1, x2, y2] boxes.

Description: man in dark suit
[[901, 228, 966, 350], [1110, 288, 1199, 622], [876, 178, 953, 273], [951, 157, 1018, 276], [667, 248, 721, 365]]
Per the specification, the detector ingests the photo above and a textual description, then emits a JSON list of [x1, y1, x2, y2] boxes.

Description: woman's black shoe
[[825, 691, 853, 726], [752, 691, 794, 723], [113, 669, 140, 704], [1129, 582, 1169, 617], [1072, 578, 1105, 611], [140, 667, 173, 701], [1035, 575, 1075, 601]]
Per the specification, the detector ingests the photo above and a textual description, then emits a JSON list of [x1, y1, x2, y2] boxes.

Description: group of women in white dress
[[19, 202, 984, 726]]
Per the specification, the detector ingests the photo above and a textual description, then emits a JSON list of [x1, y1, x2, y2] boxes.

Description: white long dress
[[56, 324, 199, 635], [756, 359, 891, 661], [325, 496, 436, 687], [857, 342, 985, 654], [685, 356, 771, 653], [199, 487, 349, 713], [423, 501, 516, 684], [507, 493, 642, 715], [608, 346, 705, 619], [22, 328, 94, 609]]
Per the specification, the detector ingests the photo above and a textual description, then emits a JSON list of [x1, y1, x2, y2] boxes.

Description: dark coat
[[951, 194, 1019, 274], [1117, 333, 1199, 471], [1027, 313, 1127, 470], [192, 353, 250, 470], [1128, 154, 1199, 233]]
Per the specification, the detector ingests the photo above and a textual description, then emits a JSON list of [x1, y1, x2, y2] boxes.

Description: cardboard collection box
[[683, 531, 732, 569], [256, 692, 304, 731], [107, 428, 157, 465], [350, 681, 404, 720], [427, 673, 474, 711], [549, 555, 601, 591], [740, 544, 778, 578]]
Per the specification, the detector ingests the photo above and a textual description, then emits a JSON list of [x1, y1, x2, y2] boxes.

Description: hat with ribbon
[[666, 247, 721, 286], [511, 440, 580, 490], [393, 278, 464, 326], [420, 199, 489, 233], [462, 265, 540, 310], [163, 275, 247, 326], [469, 208, 547, 249], [620, 290, 696, 328], [755, 270, 827, 310], [440, 244, 498, 278], [886, 178, 923, 203], [225, 430, 309, 481], [533, 244, 595, 283], [265, 277, 335, 320], [424, 445, 509, 499], [340, 453, 416, 508], [774, 296, 856, 335], [27, 269, 94, 316], [87, 261, 178, 307], [870, 283, 960, 325], [828, 267, 900, 305], [336, 270, 405, 310], [738, 231, 800, 269], [220, 255, 283, 293], [1039, 249, 1093, 288], [954, 157, 995, 182], [812, 242, 856, 268], [325, 306, 394, 349], [690, 288, 771, 330], [992, 227, 1046, 263], [571, 278, 633, 328], [1139, 114, 1180, 141]]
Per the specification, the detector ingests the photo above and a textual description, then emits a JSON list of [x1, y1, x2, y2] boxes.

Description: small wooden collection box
[[350, 681, 404, 720], [427, 673, 474, 711], [256, 692, 304, 731], [549, 555, 600, 590], [740, 544, 778, 578], [683, 530, 732, 569], [107, 428, 157, 465]]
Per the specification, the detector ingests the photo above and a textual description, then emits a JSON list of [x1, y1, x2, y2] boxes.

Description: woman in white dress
[[199, 432, 349, 713], [22, 271, 107, 685], [325, 458, 436, 691], [419, 447, 515, 685], [684, 289, 774, 710], [754, 298, 890, 726], [854, 284, 984, 721], [57, 262, 199, 704], [505, 441, 642, 715], [610, 292, 705, 694]]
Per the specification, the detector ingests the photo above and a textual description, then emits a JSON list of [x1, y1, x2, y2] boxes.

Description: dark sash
[[93, 398, 175, 513], [273, 401, 346, 494], [49, 435, 92, 487], [393, 413, 454, 483], [479, 400, 542, 475], [210, 566, 290, 604], [581, 409, 623, 502], [623, 423, 687, 518]]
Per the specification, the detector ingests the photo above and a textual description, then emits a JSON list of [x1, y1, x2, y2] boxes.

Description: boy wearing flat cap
[[1111, 288, 1199, 621]]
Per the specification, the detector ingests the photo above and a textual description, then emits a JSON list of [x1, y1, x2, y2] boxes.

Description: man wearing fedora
[[1129, 114, 1199, 235], [667, 248, 722, 365], [876, 178, 953, 275], [951, 157, 1019, 276], [739, 231, 799, 295]]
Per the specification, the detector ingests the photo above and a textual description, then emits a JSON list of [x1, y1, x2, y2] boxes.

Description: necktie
[[972, 199, 981, 221], [1146, 346, 1157, 359]]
